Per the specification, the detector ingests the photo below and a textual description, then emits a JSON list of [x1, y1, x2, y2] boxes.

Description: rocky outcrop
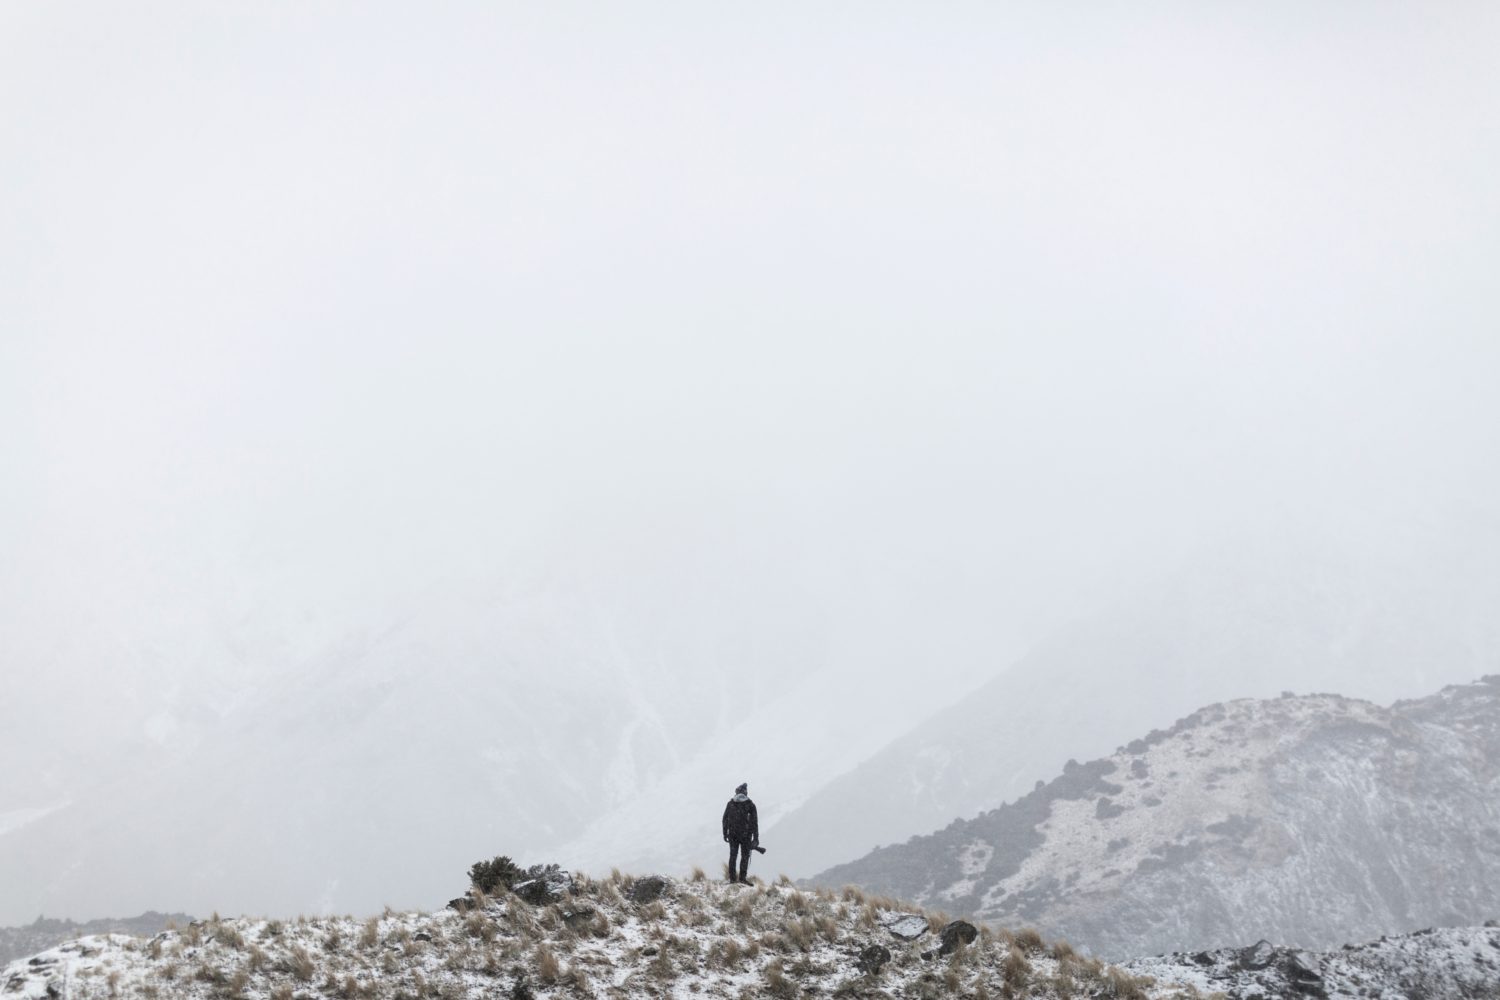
[[1126, 924, 1500, 999], [855, 943, 891, 974], [881, 913, 929, 941], [511, 867, 573, 906], [937, 920, 978, 956]]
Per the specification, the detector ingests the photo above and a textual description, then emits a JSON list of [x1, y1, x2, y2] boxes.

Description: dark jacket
[[723, 796, 758, 843]]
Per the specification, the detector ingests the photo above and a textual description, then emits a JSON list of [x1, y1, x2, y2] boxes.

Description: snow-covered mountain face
[[769, 514, 1500, 878], [806, 677, 1500, 959]]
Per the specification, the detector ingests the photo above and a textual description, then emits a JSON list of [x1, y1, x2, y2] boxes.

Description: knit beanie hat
[[735, 783, 748, 795]]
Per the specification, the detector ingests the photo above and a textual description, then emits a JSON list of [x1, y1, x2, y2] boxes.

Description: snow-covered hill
[[0, 872, 1199, 1000], [769, 514, 1500, 878], [6, 871, 1496, 1000], [806, 676, 1500, 959]]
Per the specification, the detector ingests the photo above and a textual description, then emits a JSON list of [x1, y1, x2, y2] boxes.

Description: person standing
[[721, 782, 758, 884]]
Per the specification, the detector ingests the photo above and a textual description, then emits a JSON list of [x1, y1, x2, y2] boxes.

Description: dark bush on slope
[[467, 856, 523, 895]]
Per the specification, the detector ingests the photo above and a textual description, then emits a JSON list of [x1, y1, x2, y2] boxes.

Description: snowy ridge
[[0, 874, 1203, 1000], [807, 676, 1500, 958]]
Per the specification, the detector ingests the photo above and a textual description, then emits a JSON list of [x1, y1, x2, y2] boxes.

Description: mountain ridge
[[806, 675, 1500, 958]]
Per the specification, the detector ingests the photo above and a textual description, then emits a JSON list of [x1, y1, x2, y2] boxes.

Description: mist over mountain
[[807, 676, 1500, 959], [0, 569, 990, 925], [5, 0, 1500, 939]]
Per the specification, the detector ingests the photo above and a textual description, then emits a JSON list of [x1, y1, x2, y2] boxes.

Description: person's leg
[[728, 840, 741, 882], [737, 840, 751, 883]]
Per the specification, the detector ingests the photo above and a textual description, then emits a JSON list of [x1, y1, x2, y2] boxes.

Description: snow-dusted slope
[[807, 676, 1500, 959], [0, 874, 1196, 1000], [0, 914, 191, 968], [770, 514, 1500, 878], [1124, 924, 1500, 999]]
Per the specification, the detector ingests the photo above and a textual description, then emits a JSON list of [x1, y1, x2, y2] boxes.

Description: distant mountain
[[0, 574, 980, 924], [0, 913, 191, 966], [770, 513, 1500, 878], [806, 676, 1500, 959]]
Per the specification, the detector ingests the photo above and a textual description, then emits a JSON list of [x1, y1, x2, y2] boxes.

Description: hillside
[[0, 872, 1201, 1000], [806, 676, 1500, 958]]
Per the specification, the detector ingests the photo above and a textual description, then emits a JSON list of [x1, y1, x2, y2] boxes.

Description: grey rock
[[938, 920, 978, 955], [513, 868, 573, 906], [414, 931, 433, 942], [1237, 940, 1277, 970], [856, 943, 891, 974], [881, 914, 929, 941], [446, 896, 475, 913], [630, 875, 672, 904]]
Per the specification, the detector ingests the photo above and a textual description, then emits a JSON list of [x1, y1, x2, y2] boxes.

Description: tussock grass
[[535, 945, 561, 985], [1002, 944, 1031, 994], [1012, 926, 1045, 954]]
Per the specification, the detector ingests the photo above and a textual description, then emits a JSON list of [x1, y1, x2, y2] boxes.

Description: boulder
[[630, 875, 672, 904], [446, 896, 476, 913], [856, 944, 892, 974], [881, 913, 930, 941], [1283, 951, 1326, 997], [1237, 940, 1277, 970], [938, 920, 978, 955]]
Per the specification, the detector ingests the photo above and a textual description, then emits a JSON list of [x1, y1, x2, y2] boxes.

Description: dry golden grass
[[1002, 945, 1031, 994], [536, 945, 562, 985], [1012, 926, 1045, 954]]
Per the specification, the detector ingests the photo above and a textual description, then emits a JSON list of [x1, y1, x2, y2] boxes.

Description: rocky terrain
[[807, 676, 1500, 958], [0, 871, 1202, 1000], [1124, 923, 1500, 999], [0, 914, 192, 967]]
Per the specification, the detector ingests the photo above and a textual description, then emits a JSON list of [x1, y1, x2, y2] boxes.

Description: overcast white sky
[[3, 2, 1500, 917]]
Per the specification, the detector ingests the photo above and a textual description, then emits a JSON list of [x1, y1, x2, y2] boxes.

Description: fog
[[3, 2, 1499, 924]]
